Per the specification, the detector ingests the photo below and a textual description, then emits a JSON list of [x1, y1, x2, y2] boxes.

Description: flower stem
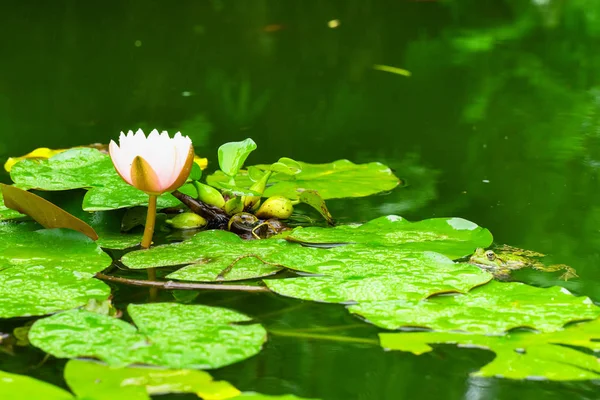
[[141, 194, 157, 249], [141, 194, 158, 300]]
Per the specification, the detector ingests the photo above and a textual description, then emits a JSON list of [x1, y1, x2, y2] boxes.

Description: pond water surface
[[1, 1, 600, 399]]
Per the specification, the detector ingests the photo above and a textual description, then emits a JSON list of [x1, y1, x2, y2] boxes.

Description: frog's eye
[[485, 250, 496, 261]]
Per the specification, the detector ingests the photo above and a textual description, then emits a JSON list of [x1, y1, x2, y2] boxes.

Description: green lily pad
[[88, 211, 143, 249], [287, 215, 493, 259], [0, 361, 317, 400], [64, 359, 241, 400], [0, 223, 112, 317], [0, 223, 111, 274], [234, 394, 319, 400], [379, 317, 600, 380], [349, 281, 600, 334], [207, 159, 401, 200], [9, 148, 181, 211], [265, 250, 492, 303], [0, 370, 73, 400], [122, 228, 491, 301], [122, 230, 287, 282], [29, 303, 267, 369], [82, 185, 181, 211], [0, 264, 110, 318], [218, 138, 257, 177], [10, 147, 111, 190]]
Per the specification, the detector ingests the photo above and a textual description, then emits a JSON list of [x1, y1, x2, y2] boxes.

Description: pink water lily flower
[[109, 129, 194, 195]]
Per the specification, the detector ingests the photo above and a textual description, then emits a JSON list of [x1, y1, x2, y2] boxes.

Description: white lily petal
[[109, 139, 132, 184], [108, 128, 193, 193]]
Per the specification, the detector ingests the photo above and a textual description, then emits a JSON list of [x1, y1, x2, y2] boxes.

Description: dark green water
[[2, 0, 600, 398]]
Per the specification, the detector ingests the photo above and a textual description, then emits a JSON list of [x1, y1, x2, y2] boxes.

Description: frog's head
[[469, 248, 501, 267]]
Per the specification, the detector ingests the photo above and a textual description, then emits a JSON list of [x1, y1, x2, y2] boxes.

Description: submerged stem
[[268, 329, 379, 345], [95, 272, 270, 292]]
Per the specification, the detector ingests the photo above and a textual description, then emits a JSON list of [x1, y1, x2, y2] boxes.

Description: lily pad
[[0, 370, 73, 400], [0, 361, 317, 400], [29, 303, 267, 369], [64, 359, 241, 400], [218, 138, 257, 177], [349, 281, 600, 334], [9, 148, 181, 211], [122, 230, 287, 282], [207, 159, 401, 200], [82, 185, 181, 211], [286, 215, 493, 259], [88, 211, 143, 250], [0, 264, 110, 318], [0, 223, 111, 274], [379, 317, 600, 380], [234, 395, 318, 400], [0, 223, 112, 317], [264, 250, 492, 304]]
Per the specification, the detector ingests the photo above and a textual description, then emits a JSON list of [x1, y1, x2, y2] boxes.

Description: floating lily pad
[[0, 370, 73, 400], [64, 359, 241, 400], [233, 394, 319, 400], [287, 215, 493, 259], [122, 230, 287, 282], [29, 303, 267, 369], [82, 185, 181, 211], [11, 148, 113, 190], [207, 159, 401, 200], [0, 224, 112, 317], [218, 138, 257, 177], [87, 211, 143, 249], [0, 223, 111, 274], [265, 250, 492, 303], [0, 360, 316, 400], [0, 264, 110, 318], [9, 148, 181, 211], [379, 317, 600, 380], [349, 281, 600, 334]]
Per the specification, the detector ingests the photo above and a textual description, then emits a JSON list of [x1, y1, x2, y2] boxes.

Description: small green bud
[[255, 196, 294, 219], [243, 170, 272, 210], [166, 212, 207, 230], [194, 182, 226, 208], [224, 196, 244, 215]]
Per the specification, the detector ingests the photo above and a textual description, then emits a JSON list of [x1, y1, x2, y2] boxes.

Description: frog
[[468, 244, 578, 281]]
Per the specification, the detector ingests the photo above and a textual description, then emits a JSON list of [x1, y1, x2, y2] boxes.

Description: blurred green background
[[2, 0, 600, 398]]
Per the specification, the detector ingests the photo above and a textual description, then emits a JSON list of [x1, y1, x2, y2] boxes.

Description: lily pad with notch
[[379, 317, 600, 381], [264, 249, 492, 304], [9, 148, 182, 211], [0, 361, 318, 399], [349, 281, 600, 334], [29, 303, 267, 369], [0, 223, 112, 317], [207, 159, 401, 200], [122, 230, 287, 282], [286, 215, 493, 259]]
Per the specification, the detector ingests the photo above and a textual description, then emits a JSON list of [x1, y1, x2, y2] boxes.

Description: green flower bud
[[243, 170, 272, 210], [166, 212, 207, 230], [194, 182, 225, 208], [224, 196, 244, 215], [255, 196, 294, 219]]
